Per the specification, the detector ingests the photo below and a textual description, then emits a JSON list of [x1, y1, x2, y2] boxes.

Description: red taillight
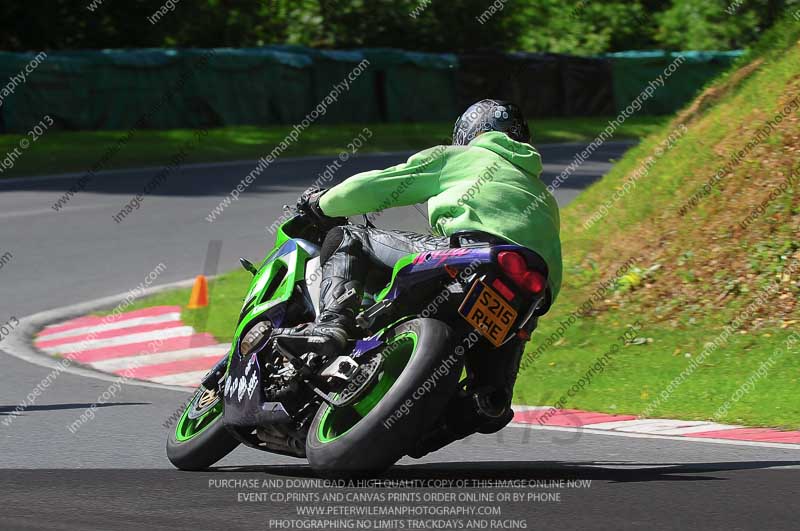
[[497, 251, 546, 294], [521, 271, 546, 294], [497, 251, 527, 275]]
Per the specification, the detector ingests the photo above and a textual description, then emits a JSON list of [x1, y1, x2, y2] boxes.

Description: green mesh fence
[[605, 50, 744, 115], [363, 49, 458, 123], [0, 47, 744, 134]]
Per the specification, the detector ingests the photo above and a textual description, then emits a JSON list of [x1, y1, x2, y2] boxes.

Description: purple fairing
[[351, 337, 385, 359], [381, 244, 529, 301], [263, 304, 287, 328]]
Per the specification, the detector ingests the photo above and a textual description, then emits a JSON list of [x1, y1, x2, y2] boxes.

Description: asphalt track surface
[[2, 141, 798, 530]]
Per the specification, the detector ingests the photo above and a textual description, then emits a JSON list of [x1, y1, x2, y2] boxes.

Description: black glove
[[296, 187, 347, 230]]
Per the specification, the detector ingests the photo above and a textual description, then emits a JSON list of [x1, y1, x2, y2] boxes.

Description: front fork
[[200, 353, 230, 393]]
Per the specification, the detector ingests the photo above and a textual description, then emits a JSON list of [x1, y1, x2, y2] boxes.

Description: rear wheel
[[166, 386, 239, 470], [306, 318, 462, 477]]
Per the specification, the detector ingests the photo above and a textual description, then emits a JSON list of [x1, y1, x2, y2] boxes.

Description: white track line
[[1, 277, 202, 393], [38, 313, 182, 341], [89, 345, 230, 373], [584, 419, 743, 435], [40, 326, 196, 354], [508, 423, 800, 450]]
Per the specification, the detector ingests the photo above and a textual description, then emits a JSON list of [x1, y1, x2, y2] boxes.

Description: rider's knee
[[320, 226, 366, 264], [320, 226, 346, 263]]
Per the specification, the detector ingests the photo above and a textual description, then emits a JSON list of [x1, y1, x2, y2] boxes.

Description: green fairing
[[266, 221, 293, 261], [225, 218, 315, 368], [374, 252, 419, 302], [173, 218, 426, 447], [222, 217, 423, 377]]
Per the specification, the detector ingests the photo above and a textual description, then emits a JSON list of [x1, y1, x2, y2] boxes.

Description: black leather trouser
[[317, 225, 450, 317]]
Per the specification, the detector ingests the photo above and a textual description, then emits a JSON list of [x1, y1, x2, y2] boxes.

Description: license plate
[[458, 281, 518, 347]]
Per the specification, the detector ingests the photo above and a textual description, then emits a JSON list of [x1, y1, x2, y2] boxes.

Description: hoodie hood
[[469, 131, 542, 177]]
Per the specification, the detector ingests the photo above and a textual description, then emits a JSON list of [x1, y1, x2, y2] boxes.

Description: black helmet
[[452, 99, 530, 146]]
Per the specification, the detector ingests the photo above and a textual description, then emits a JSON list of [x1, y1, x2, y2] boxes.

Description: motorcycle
[[166, 211, 548, 476]]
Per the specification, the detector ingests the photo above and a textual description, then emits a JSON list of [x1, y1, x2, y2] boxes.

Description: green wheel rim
[[317, 331, 418, 444], [174, 388, 224, 443]]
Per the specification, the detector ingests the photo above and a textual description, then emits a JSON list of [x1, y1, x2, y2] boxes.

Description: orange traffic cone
[[187, 275, 209, 309]]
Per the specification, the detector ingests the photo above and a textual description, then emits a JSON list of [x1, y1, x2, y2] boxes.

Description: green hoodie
[[320, 131, 562, 301]]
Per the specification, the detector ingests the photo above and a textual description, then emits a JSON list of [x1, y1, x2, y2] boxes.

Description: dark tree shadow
[[0, 402, 150, 416]]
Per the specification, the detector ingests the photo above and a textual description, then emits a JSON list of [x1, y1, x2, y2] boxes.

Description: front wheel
[[306, 318, 462, 477], [166, 385, 239, 470]]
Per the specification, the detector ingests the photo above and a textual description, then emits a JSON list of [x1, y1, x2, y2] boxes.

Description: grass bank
[[512, 14, 800, 429]]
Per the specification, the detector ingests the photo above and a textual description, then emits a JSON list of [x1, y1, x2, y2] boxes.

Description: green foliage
[[307, 0, 519, 51], [734, 1, 800, 61], [0, 0, 294, 50], [514, 1, 657, 55], [0, 1, 798, 53], [655, 0, 760, 50]]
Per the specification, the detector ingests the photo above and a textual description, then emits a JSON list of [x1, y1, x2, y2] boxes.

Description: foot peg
[[333, 287, 359, 308]]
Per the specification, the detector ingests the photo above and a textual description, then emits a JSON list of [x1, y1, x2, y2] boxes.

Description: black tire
[[166, 389, 240, 471], [306, 318, 462, 477]]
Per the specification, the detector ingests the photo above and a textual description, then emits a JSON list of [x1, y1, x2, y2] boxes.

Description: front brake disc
[[187, 387, 220, 420]]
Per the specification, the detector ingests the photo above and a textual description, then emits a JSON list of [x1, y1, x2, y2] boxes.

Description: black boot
[[271, 310, 355, 359], [271, 278, 361, 359]]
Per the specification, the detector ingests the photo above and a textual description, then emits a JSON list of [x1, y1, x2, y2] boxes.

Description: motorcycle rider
[[273, 99, 562, 451]]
